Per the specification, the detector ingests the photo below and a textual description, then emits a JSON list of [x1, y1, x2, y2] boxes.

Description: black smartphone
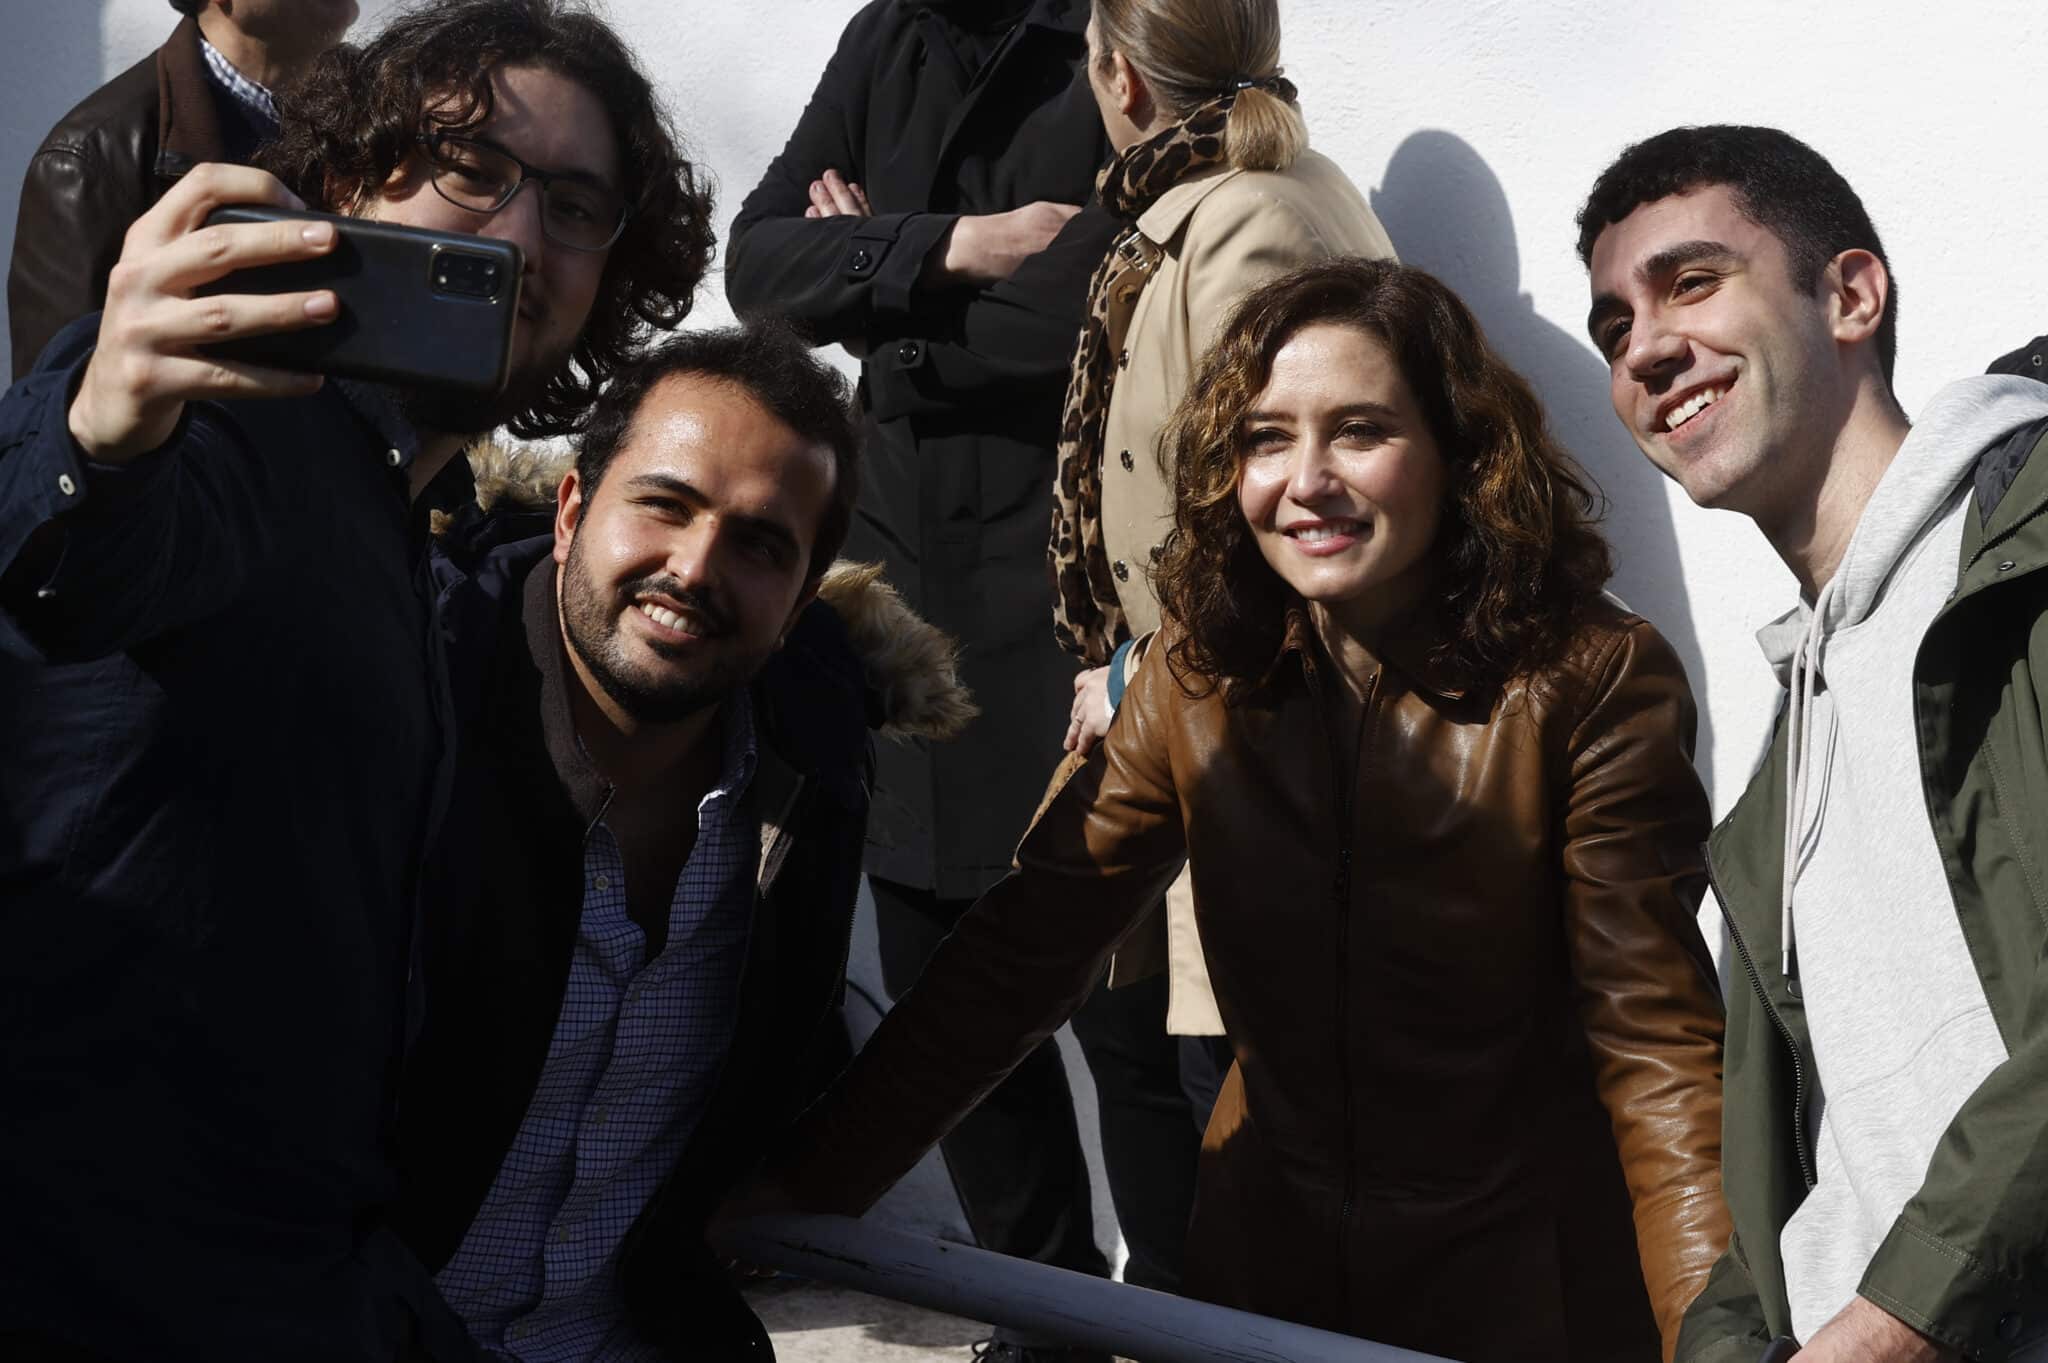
[[196, 206, 521, 393]]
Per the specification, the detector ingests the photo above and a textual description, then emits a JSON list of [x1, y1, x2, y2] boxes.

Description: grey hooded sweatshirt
[[1758, 375, 2048, 1343]]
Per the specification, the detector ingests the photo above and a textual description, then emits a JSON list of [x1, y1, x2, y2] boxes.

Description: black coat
[[0, 318, 448, 1361], [727, 0, 1116, 897], [1990, 334, 2047, 382]]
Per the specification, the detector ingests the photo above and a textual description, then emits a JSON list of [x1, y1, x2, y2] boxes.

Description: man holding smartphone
[[0, 2, 712, 1360]]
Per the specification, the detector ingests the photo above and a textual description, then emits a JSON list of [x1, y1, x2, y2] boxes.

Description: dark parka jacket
[[725, 0, 1116, 897], [395, 449, 975, 1357], [1679, 417, 2048, 1362]]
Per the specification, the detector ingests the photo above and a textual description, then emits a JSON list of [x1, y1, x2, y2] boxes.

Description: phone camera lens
[[432, 250, 503, 301]]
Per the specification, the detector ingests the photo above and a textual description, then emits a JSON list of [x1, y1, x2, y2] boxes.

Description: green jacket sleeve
[[1858, 968, 2048, 1358], [1677, 1237, 1775, 1363]]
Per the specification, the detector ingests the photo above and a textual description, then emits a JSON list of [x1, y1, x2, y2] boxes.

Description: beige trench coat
[[1100, 148, 1396, 1033]]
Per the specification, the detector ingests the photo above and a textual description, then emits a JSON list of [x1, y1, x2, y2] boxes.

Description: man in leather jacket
[[7, 0, 357, 379]]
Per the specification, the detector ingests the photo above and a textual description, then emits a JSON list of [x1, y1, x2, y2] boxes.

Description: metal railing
[[714, 1214, 1456, 1363]]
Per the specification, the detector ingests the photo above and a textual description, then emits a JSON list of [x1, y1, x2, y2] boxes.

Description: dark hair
[[576, 325, 862, 579], [1154, 257, 1613, 701], [259, 0, 717, 439], [169, 0, 205, 15], [1576, 124, 1898, 384]]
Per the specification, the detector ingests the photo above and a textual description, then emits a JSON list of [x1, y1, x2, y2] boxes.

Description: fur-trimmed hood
[[452, 439, 976, 742]]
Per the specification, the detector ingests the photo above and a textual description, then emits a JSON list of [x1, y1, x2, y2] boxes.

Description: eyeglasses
[[414, 133, 629, 253]]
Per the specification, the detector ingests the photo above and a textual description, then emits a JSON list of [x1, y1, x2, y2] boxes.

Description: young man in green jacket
[[1578, 124, 2048, 1363]]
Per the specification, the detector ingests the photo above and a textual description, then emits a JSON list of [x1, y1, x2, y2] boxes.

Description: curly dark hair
[[1575, 124, 1897, 385], [1154, 257, 1613, 702], [258, 0, 717, 439]]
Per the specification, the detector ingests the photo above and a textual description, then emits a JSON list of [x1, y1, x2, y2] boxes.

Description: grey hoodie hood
[[1759, 375, 2048, 680], [1758, 374, 2048, 979]]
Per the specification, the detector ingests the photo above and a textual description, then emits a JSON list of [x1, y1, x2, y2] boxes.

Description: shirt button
[[385, 448, 403, 468], [553, 1225, 570, 1244], [1118, 449, 1133, 472], [56, 474, 77, 496], [1112, 559, 1129, 582], [592, 1105, 608, 1127], [509, 1322, 533, 1340], [593, 874, 610, 890]]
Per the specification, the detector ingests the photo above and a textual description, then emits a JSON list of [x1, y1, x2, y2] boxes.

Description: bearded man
[[0, 2, 711, 1359], [395, 323, 971, 1360]]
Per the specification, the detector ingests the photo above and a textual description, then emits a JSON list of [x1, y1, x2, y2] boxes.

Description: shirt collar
[[1264, 603, 1470, 703], [332, 380, 424, 474], [1134, 164, 1240, 244], [196, 34, 279, 128]]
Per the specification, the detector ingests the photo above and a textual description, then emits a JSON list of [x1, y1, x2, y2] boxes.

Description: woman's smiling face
[[1235, 322, 1446, 637]]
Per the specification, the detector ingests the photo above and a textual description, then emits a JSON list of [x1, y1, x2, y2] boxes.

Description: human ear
[[552, 470, 585, 566], [1828, 248, 1890, 350], [1110, 51, 1148, 124]]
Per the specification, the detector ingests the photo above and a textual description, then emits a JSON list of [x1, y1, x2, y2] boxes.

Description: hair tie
[[1229, 71, 1295, 101]]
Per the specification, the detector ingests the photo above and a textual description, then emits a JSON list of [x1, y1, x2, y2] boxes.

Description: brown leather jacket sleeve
[[771, 656, 1190, 1214], [8, 139, 143, 381], [1559, 618, 1731, 1361]]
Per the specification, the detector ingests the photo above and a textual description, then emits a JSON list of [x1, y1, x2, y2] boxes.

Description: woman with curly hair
[[1046, 3, 1398, 1261], [747, 257, 1730, 1363]]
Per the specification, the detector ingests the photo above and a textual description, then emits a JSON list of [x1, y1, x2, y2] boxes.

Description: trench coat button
[[1119, 449, 1133, 471], [1998, 1313, 2023, 1342], [1999, 560, 2018, 572], [56, 474, 76, 496], [849, 247, 873, 274], [897, 340, 922, 366], [1149, 544, 1163, 562], [1112, 559, 1129, 582], [1117, 348, 1129, 369]]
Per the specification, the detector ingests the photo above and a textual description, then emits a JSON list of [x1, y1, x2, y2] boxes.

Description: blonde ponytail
[[1221, 84, 1306, 171], [1095, 0, 1306, 172]]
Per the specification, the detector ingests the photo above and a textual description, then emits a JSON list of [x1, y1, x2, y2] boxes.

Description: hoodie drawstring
[[1781, 576, 1841, 985]]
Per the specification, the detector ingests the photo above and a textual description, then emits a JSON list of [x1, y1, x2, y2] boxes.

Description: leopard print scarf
[[1047, 93, 1238, 665]]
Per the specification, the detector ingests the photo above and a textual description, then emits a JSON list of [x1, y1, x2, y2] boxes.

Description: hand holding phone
[[195, 206, 520, 395], [67, 163, 342, 465]]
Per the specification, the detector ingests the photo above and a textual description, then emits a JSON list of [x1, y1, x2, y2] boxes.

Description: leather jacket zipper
[[1707, 849, 1817, 1188], [1318, 667, 1377, 1308]]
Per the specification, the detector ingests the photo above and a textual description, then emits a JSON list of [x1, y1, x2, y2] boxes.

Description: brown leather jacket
[[774, 600, 1729, 1363], [7, 17, 231, 380]]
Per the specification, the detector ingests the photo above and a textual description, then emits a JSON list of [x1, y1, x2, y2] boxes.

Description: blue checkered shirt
[[436, 691, 759, 1361]]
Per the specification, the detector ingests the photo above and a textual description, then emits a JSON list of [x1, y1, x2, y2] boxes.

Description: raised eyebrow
[[624, 473, 800, 551], [1638, 239, 1742, 283], [469, 132, 619, 193], [1242, 402, 1399, 426]]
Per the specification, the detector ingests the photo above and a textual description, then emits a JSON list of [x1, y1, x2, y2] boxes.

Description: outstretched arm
[[757, 645, 1190, 1214]]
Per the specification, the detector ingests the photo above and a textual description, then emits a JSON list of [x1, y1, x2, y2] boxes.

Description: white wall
[[6, 0, 2046, 812]]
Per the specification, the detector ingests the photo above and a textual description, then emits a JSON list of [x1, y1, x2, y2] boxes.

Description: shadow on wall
[[1368, 129, 1715, 789], [0, 5, 103, 374]]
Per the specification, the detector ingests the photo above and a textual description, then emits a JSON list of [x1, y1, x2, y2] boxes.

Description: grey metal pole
[[714, 1213, 1458, 1363]]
